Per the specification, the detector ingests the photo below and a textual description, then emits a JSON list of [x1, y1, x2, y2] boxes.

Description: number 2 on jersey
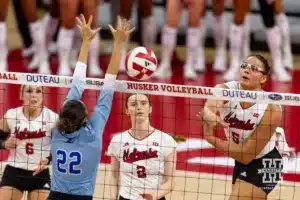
[[137, 166, 146, 178], [57, 149, 82, 175]]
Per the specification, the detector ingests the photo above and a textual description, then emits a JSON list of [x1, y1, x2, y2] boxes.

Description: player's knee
[[233, 12, 247, 25], [187, 3, 202, 27], [61, 17, 76, 29], [212, 0, 225, 16], [273, 0, 282, 14], [188, 17, 200, 27], [165, 14, 180, 28], [258, 0, 276, 28]]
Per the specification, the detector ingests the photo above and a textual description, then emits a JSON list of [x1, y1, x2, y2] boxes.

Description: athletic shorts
[[232, 147, 283, 194], [47, 191, 93, 200], [119, 195, 166, 200], [0, 165, 51, 192]]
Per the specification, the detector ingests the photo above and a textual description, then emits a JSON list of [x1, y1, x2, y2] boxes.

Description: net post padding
[[0, 72, 298, 106]]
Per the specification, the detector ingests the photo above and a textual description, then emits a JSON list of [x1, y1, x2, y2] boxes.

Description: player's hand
[[202, 121, 215, 137], [139, 192, 157, 200], [76, 14, 100, 42], [33, 157, 49, 176], [197, 111, 229, 129], [108, 16, 135, 42], [4, 137, 19, 149]]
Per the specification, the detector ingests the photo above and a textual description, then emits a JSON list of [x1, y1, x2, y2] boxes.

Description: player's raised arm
[[89, 16, 135, 133], [64, 14, 100, 104]]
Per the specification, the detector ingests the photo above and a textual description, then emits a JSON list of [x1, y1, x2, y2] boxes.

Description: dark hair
[[247, 54, 272, 76], [125, 93, 151, 109], [57, 100, 87, 133]]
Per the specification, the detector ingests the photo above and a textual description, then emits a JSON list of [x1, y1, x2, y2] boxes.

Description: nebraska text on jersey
[[224, 111, 255, 130], [14, 127, 46, 140], [123, 148, 158, 163]]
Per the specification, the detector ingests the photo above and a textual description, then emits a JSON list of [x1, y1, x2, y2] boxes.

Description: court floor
[[93, 164, 300, 200]]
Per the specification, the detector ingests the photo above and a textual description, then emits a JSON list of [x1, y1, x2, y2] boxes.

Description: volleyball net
[[0, 71, 300, 200]]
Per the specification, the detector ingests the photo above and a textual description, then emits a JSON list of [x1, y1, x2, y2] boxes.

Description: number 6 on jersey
[[57, 149, 82, 175]]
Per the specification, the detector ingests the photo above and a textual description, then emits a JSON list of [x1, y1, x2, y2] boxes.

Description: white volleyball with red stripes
[[125, 47, 157, 81]]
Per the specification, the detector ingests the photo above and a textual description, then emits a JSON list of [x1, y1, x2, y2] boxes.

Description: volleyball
[[125, 47, 157, 81]]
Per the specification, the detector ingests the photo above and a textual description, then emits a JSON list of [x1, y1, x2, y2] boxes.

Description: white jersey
[[219, 81, 277, 158], [4, 106, 58, 170], [107, 129, 177, 200]]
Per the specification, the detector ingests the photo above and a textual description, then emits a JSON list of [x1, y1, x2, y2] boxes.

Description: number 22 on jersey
[[56, 149, 82, 175]]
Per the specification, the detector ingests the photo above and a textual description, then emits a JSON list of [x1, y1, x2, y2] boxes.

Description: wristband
[[103, 73, 117, 90], [73, 61, 87, 82]]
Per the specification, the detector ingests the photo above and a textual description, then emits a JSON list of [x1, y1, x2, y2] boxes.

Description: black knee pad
[[258, 0, 275, 28]]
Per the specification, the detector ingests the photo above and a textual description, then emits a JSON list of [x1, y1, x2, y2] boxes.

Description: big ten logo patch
[[259, 158, 283, 184]]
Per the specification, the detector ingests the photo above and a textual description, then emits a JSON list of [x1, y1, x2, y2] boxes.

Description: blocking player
[[0, 85, 58, 200], [107, 93, 177, 200], [34, 15, 135, 200]]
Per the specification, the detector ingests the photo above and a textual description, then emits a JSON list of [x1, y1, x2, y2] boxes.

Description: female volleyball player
[[57, 0, 102, 76], [107, 93, 177, 200], [198, 0, 227, 72], [154, 0, 205, 80], [0, 85, 58, 200], [200, 54, 283, 199], [118, 0, 156, 72], [273, 0, 293, 69], [34, 15, 135, 200], [224, 0, 291, 82]]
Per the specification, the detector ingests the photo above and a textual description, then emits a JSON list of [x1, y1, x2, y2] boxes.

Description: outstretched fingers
[[80, 14, 86, 25], [108, 24, 116, 34], [91, 27, 101, 38], [127, 26, 136, 35], [87, 15, 93, 27], [76, 16, 83, 27], [117, 16, 122, 29]]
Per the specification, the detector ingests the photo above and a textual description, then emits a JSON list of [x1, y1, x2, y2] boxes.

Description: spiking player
[[200, 54, 285, 199], [34, 15, 135, 200], [0, 85, 58, 200], [108, 93, 177, 200]]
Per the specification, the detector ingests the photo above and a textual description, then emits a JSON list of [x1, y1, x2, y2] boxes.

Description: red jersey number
[[136, 166, 147, 178], [232, 132, 240, 144], [25, 143, 34, 155]]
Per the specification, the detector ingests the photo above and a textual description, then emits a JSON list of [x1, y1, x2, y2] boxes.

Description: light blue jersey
[[50, 65, 115, 196]]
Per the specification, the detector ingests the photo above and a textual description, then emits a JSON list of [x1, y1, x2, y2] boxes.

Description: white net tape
[[0, 72, 297, 105]]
